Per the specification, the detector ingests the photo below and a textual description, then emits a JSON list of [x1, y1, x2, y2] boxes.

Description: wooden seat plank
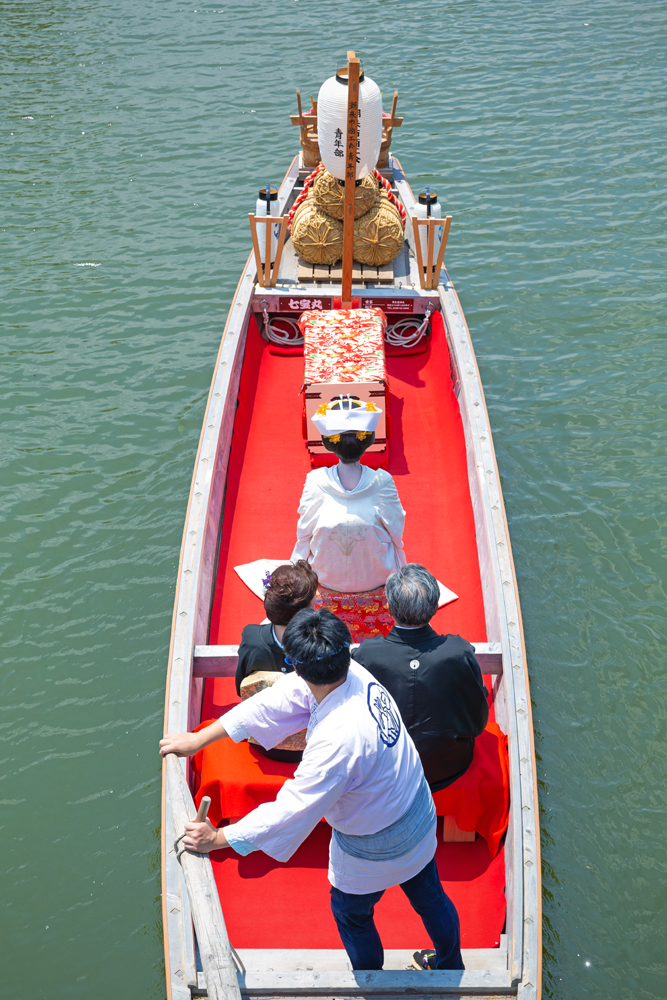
[[297, 259, 315, 283]]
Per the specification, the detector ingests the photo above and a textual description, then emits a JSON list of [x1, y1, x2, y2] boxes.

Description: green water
[[2, 1, 666, 996]]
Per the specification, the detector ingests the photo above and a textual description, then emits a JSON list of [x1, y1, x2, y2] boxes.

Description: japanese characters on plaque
[[278, 297, 330, 312]]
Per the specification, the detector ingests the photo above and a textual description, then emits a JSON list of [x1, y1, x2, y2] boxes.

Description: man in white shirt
[[159, 608, 464, 972]]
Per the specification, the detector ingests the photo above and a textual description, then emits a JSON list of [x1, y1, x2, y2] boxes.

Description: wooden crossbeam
[[193, 642, 503, 677]]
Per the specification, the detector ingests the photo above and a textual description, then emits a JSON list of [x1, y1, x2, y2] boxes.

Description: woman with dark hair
[[235, 559, 318, 697], [291, 398, 406, 627]]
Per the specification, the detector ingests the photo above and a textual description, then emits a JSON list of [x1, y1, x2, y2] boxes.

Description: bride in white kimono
[[291, 397, 406, 595]]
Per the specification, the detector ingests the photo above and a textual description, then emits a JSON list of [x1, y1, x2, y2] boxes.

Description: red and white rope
[[373, 169, 406, 230], [287, 163, 325, 232]]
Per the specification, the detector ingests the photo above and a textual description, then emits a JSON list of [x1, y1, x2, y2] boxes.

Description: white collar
[[330, 464, 367, 494]]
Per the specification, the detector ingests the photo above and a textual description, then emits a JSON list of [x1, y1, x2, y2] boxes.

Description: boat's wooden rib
[[162, 146, 541, 1000], [192, 643, 504, 677], [231, 943, 509, 971]]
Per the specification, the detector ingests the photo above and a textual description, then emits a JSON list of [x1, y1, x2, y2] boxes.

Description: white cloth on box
[[290, 465, 406, 593], [221, 660, 436, 893], [234, 553, 458, 608], [437, 581, 458, 607], [233, 558, 289, 600]]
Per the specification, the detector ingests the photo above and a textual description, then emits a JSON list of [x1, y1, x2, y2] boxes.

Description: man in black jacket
[[354, 564, 489, 792]]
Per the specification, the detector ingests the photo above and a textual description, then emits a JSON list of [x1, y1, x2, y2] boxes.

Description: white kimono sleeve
[[224, 761, 350, 862], [377, 476, 407, 570], [290, 476, 322, 564], [220, 672, 311, 750]]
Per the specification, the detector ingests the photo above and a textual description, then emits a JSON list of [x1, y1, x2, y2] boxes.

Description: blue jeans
[[330, 856, 464, 971]]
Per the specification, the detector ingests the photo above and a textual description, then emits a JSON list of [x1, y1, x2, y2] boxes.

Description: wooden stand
[[412, 215, 453, 290], [248, 213, 289, 287], [443, 815, 476, 843], [341, 51, 361, 308], [377, 90, 404, 168], [290, 89, 320, 169]]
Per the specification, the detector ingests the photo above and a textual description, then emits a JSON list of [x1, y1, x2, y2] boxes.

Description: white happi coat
[[221, 661, 436, 893], [290, 465, 407, 593]]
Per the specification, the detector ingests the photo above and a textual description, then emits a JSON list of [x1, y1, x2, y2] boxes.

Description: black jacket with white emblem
[[354, 625, 489, 791]]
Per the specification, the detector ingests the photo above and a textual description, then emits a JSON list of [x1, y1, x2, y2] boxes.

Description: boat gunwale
[[436, 273, 542, 998], [162, 153, 302, 998]]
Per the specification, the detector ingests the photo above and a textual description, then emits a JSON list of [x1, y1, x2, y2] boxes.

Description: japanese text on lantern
[[333, 127, 344, 159]]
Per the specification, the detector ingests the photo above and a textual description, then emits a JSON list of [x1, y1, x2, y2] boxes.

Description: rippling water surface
[[2, 1, 666, 997]]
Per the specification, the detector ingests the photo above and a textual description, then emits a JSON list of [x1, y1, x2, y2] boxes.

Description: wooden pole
[[270, 216, 289, 286], [195, 796, 211, 823], [248, 213, 264, 288], [431, 214, 452, 289], [341, 51, 360, 308], [166, 754, 242, 1000]]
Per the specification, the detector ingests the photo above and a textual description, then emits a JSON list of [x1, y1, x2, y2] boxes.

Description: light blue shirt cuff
[[224, 825, 258, 856], [220, 711, 249, 744]]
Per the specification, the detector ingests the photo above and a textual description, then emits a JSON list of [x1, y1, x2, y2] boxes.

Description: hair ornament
[[356, 431, 370, 440], [311, 399, 383, 436]]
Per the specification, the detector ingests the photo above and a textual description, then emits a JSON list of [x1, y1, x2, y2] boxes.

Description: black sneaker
[[411, 949, 436, 970]]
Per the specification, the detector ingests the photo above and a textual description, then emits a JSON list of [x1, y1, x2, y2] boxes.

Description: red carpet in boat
[[204, 313, 503, 951], [209, 312, 487, 644], [209, 821, 505, 951]]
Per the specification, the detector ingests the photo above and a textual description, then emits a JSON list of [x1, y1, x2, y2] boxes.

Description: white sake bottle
[[414, 188, 442, 264], [255, 185, 280, 264]]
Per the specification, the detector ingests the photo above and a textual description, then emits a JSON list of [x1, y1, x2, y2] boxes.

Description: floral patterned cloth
[[314, 584, 395, 643], [300, 308, 388, 385]]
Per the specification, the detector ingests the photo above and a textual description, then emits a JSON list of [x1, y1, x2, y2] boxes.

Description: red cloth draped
[[192, 718, 509, 859], [431, 722, 509, 859]]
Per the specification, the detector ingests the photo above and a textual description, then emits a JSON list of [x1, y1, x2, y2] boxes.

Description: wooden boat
[[161, 63, 541, 1000]]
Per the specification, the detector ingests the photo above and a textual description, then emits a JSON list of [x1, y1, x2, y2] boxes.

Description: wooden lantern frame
[[248, 213, 289, 288], [411, 214, 453, 290]]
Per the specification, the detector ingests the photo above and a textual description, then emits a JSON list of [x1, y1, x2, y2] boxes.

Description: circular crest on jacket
[[367, 681, 401, 747]]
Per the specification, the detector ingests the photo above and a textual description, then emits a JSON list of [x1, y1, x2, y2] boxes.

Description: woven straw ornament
[[312, 170, 378, 221], [291, 198, 344, 265], [353, 192, 404, 266]]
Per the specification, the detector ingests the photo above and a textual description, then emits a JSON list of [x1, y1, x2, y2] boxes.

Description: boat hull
[[161, 153, 541, 999]]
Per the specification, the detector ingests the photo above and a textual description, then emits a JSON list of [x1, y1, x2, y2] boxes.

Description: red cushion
[[432, 722, 509, 858], [193, 716, 509, 858]]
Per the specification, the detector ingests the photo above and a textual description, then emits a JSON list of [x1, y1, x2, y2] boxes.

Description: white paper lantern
[[317, 68, 383, 180]]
